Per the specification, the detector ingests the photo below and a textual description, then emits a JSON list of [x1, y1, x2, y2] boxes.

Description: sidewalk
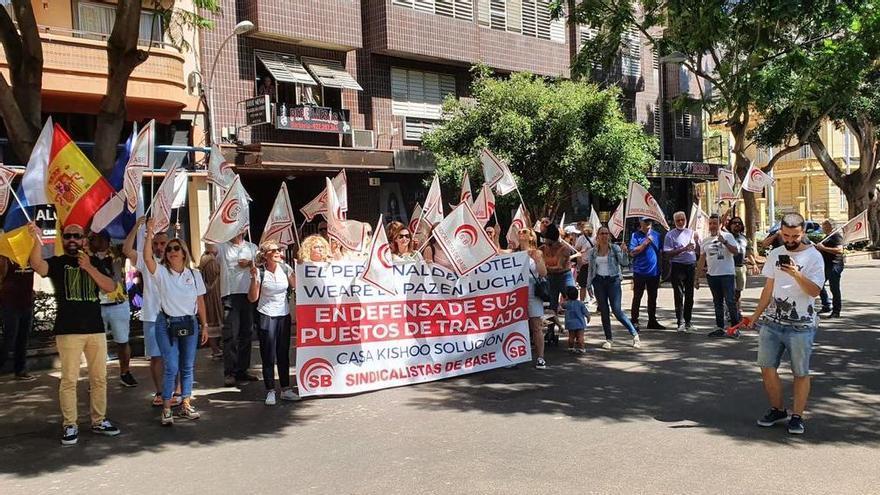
[[1, 260, 879, 494]]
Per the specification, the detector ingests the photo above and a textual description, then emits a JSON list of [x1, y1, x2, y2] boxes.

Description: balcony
[[0, 26, 189, 119], [242, 0, 362, 51]]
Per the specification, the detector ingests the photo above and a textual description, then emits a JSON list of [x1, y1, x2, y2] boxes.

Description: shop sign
[[244, 95, 272, 126], [276, 106, 351, 134]]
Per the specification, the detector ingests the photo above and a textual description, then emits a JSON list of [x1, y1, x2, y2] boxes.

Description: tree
[[559, 0, 848, 239], [0, 0, 218, 174], [422, 67, 657, 219], [751, 2, 880, 245]]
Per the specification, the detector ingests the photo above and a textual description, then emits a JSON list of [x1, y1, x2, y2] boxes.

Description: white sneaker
[[633, 335, 642, 348], [677, 323, 687, 333], [280, 389, 301, 401], [602, 340, 613, 350], [265, 390, 277, 406]]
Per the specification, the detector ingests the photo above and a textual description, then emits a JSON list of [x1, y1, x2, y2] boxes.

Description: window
[[621, 26, 641, 78], [674, 110, 691, 138], [798, 144, 811, 159], [652, 104, 661, 138], [77, 2, 162, 46], [391, 68, 457, 141], [478, 0, 564, 43], [392, 0, 474, 21]]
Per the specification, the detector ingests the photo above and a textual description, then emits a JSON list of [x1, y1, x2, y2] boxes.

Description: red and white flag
[[408, 202, 422, 233], [688, 203, 709, 240], [609, 200, 625, 238], [261, 183, 296, 246], [741, 164, 775, 193], [506, 204, 529, 248], [0, 164, 16, 215], [459, 170, 473, 206], [479, 148, 517, 196], [624, 181, 669, 230], [360, 214, 397, 295], [149, 165, 180, 234], [717, 168, 739, 201], [203, 175, 250, 244], [421, 175, 444, 228], [837, 209, 870, 244], [206, 144, 236, 191], [471, 184, 496, 225], [123, 120, 154, 212], [301, 170, 348, 222], [324, 177, 365, 251], [432, 202, 499, 276]]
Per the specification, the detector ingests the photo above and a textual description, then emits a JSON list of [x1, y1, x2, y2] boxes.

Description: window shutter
[[391, 68, 410, 116], [478, 0, 490, 25], [550, 17, 565, 42], [506, 0, 522, 33], [414, 0, 435, 13], [652, 104, 661, 138], [436, 0, 454, 17], [621, 26, 641, 78], [490, 0, 507, 30], [535, 0, 551, 40], [455, 0, 474, 20], [521, 0, 537, 37], [392, 0, 415, 7]]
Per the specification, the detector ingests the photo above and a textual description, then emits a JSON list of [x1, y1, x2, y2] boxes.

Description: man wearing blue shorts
[[748, 213, 824, 435]]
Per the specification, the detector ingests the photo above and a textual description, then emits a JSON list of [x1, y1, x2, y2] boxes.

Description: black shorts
[[576, 264, 590, 287]]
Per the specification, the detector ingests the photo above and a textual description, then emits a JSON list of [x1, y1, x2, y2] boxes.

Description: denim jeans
[[222, 294, 254, 377], [547, 270, 575, 311], [591, 275, 638, 340], [669, 263, 695, 326], [706, 274, 739, 329], [256, 313, 291, 390], [0, 305, 32, 374], [756, 320, 816, 376], [155, 314, 199, 401], [819, 264, 843, 313]]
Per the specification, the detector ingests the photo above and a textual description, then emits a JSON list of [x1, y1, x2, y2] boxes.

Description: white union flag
[[432, 202, 498, 276], [360, 214, 397, 295]]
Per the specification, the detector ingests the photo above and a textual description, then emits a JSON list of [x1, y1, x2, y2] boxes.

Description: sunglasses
[[518, 229, 531, 234], [265, 248, 280, 253], [397, 234, 411, 239], [165, 245, 182, 253], [63, 233, 84, 240], [598, 232, 610, 236]]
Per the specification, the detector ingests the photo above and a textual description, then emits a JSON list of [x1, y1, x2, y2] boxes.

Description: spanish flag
[[47, 125, 115, 233]]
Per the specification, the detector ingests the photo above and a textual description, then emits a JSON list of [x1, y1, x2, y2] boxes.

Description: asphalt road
[[1, 260, 879, 494]]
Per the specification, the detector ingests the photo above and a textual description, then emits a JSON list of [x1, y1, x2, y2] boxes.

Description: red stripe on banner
[[66, 179, 115, 229], [296, 286, 529, 347]]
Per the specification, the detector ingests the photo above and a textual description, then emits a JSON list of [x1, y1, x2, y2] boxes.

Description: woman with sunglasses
[[726, 216, 751, 311], [515, 228, 549, 369], [388, 221, 422, 262], [143, 219, 208, 426], [249, 241, 299, 405], [587, 226, 641, 349]]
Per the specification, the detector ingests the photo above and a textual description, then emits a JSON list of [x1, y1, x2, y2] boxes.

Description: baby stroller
[[543, 307, 564, 346]]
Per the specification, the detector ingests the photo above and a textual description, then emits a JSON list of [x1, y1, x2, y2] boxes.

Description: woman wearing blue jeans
[[144, 219, 208, 426], [587, 226, 641, 349]]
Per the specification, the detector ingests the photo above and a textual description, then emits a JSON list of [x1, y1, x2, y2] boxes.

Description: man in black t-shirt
[[28, 222, 121, 446], [816, 220, 845, 317]]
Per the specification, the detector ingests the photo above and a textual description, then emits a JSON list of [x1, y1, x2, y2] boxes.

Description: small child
[[563, 286, 589, 354]]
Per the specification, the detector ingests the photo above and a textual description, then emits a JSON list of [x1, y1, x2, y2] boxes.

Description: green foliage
[[422, 68, 657, 214], [153, 0, 221, 53]]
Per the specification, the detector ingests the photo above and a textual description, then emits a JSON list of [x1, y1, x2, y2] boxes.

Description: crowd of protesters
[[0, 204, 847, 442]]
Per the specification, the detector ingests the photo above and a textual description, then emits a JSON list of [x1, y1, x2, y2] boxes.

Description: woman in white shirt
[[144, 219, 208, 426], [586, 226, 640, 349], [249, 241, 299, 405]]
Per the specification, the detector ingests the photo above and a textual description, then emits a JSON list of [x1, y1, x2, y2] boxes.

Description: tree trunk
[[729, 117, 760, 240], [93, 0, 147, 175], [0, 0, 43, 163]]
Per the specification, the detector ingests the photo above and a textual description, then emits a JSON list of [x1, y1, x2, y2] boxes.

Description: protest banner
[[295, 252, 533, 397]]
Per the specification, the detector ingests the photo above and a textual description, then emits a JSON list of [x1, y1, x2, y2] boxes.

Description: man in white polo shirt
[[219, 232, 259, 386], [695, 213, 741, 336]]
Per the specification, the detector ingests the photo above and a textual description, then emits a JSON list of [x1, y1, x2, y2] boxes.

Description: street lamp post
[[657, 52, 688, 209], [206, 20, 254, 146]]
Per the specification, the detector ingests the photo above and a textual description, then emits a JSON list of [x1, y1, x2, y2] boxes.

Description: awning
[[302, 57, 363, 91], [255, 50, 317, 86]]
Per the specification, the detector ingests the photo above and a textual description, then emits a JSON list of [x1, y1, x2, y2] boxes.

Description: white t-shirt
[[574, 235, 595, 267], [218, 241, 258, 297], [256, 264, 290, 317], [136, 255, 162, 322], [761, 245, 825, 327], [700, 231, 739, 276], [153, 264, 206, 317], [595, 255, 611, 276]]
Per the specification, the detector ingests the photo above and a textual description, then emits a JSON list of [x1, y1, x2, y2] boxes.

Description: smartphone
[[778, 254, 791, 266]]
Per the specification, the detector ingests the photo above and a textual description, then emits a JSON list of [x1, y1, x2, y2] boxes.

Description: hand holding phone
[[778, 254, 791, 266]]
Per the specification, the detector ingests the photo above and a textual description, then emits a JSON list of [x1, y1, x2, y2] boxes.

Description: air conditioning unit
[[352, 129, 375, 149]]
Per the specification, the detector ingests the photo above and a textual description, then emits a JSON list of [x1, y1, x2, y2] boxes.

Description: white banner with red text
[[295, 252, 532, 397]]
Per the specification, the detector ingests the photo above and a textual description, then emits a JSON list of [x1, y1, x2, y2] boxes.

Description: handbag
[[165, 314, 195, 338], [530, 268, 552, 302]]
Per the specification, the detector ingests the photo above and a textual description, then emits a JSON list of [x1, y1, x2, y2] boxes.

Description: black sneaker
[[817, 306, 832, 314], [646, 321, 667, 330], [235, 372, 260, 382], [61, 425, 78, 446], [224, 375, 237, 387], [828, 312, 840, 318], [91, 419, 121, 437], [787, 415, 806, 435], [14, 372, 36, 382], [535, 357, 547, 370], [707, 328, 726, 337], [120, 372, 138, 388], [757, 407, 790, 427]]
